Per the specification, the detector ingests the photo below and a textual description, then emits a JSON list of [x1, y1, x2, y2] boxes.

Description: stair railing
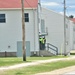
[[46, 43, 58, 55]]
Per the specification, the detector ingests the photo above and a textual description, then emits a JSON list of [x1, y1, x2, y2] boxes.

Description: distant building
[[70, 18, 75, 50], [40, 8, 75, 55], [70, 18, 75, 23]]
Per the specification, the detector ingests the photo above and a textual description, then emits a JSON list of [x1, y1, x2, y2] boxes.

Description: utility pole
[[64, 0, 66, 56], [21, 0, 26, 61]]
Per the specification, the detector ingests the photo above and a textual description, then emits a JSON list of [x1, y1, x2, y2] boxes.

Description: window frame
[[24, 13, 29, 22]]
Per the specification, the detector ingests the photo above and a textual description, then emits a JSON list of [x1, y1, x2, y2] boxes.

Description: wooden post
[[21, 0, 26, 61]]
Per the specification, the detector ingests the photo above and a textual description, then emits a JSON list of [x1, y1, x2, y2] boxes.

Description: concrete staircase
[[39, 50, 55, 56]]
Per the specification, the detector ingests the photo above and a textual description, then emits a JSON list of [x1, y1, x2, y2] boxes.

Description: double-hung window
[[0, 14, 6, 23], [24, 13, 29, 22]]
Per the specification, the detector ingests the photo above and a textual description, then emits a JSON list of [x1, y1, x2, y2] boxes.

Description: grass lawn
[[0, 55, 67, 67], [0, 59, 75, 75]]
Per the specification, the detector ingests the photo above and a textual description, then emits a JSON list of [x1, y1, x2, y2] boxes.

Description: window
[[24, 13, 29, 22], [41, 19, 45, 33], [0, 14, 6, 23]]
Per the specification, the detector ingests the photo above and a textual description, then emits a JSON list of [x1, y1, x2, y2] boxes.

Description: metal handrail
[[46, 43, 58, 55]]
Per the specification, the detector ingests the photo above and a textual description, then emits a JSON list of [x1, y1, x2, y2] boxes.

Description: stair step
[[39, 50, 55, 56]]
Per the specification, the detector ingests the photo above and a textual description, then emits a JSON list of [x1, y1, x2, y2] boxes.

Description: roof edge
[[0, 8, 37, 10]]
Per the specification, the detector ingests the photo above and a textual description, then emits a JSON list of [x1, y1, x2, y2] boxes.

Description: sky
[[41, 0, 75, 17]]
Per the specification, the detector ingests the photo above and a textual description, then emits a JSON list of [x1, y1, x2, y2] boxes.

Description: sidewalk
[[34, 56, 75, 75], [63, 71, 75, 75], [34, 66, 75, 75], [0, 56, 75, 75]]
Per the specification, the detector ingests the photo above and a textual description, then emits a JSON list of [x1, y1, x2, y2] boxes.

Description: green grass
[[27, 55, 67, 61], [0, 57, 24, 66], [0, 56, 67, 67], [0, 59, 75, 75], [70, 53, 75, 55], [70, 50, 75, 55]]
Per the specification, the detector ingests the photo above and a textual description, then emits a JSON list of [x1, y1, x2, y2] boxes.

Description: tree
[[69, 15, 74, 18]]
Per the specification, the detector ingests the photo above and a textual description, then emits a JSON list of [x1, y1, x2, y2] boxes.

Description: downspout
[[37, 8, 40, 56], [33, 9, 36, 55]]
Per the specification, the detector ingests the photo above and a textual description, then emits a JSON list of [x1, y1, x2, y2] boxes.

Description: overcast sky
[[41, 0, 75, 17]]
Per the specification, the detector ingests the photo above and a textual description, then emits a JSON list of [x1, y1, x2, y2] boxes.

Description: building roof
[[70, 18, 75, 23], [0, 0, 38, 9]]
